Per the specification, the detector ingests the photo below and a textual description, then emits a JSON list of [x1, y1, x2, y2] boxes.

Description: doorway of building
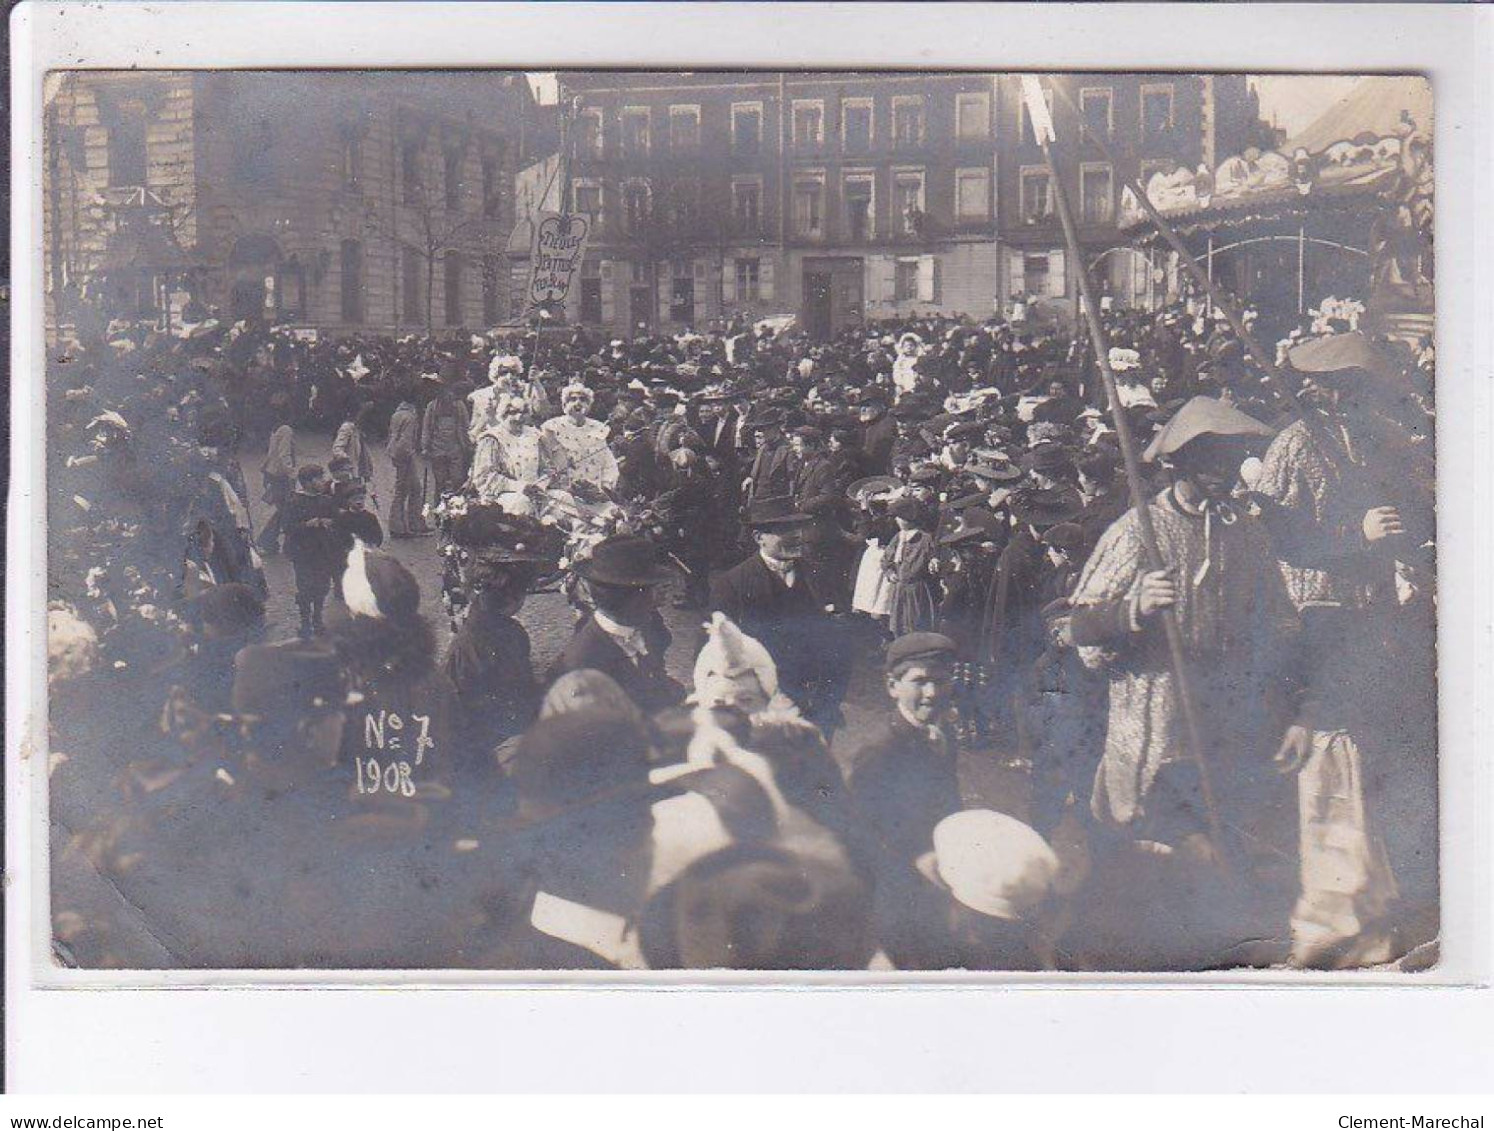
[[804, 271, 833, 340], [227, 233, 284, 323], [671, 275, 695, 328], [802, 257, 864, 341], [629, 285, 653, 336]]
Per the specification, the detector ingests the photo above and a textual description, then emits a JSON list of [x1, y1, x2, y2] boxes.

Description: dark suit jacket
[[709, 553, 846, 717], [848, 713, 962, 877], [747, 440, 795, 501], [794, 456, 840, 508], [546, 612, 684, 715], [860, 414, 898, 476]]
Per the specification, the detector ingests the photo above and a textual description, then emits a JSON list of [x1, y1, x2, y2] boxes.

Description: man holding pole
[[1068, 399, 1295, 849], [1020, 76, 1299, 965]]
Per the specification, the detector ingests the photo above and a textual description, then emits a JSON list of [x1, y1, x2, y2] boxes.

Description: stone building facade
[[43, 71, 543, 341], [535, 71, 1261, 337]]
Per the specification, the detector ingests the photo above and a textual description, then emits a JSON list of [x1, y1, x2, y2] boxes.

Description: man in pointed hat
[[1065, 397, 1297, 964]]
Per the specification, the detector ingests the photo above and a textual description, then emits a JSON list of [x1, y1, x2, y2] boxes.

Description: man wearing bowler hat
[[548, 534, 685, 715], [710, 496, 849, 733], [742, 408, 796, 505]]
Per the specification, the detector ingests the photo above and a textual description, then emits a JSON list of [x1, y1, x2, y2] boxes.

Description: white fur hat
[[692, 611, 779, 706], [560, 379, 595, 406], [488, 353, 525, 381]]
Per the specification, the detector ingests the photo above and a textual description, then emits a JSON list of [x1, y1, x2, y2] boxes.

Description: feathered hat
[[341, 540, 421, 621]]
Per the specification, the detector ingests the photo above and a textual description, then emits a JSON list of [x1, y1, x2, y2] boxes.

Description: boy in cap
[[849, 631, 965, 961]]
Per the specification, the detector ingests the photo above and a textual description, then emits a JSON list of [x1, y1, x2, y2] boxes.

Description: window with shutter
[[1046, 249, 1067, 297], [1007, 254, 1026, 299], [916, 256, 936, 303], [870, 256, 896, 303], [600, 270, 616, 325], [759, 259, 775, 301], [722, 260, 738, 303]]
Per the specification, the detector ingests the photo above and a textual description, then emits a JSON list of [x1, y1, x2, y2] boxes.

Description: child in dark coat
[[283, 463, 341, 637]]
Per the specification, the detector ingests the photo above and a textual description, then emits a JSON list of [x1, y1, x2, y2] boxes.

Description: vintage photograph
[[40, 68, 1436, 974]]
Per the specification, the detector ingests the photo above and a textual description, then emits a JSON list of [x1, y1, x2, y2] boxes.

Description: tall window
[[107, 115, 148, 187], [893, 169, 925, 235], [444, 252, 464, 326], [576, 108, 603, 157], [955, 92, 991, 141], [793, 177, 824, 237], [1141, 83, 1175, 141], [1080, 87, 1114, 139], [668, 105, 700, 151], [481, 153, 501, 218], [339, 126, 362, 189], [580, 276, 603, 323], [621, 108, 651, 155], [401, 139, 424, 204], [482, 256, 500, 325], [1080, 164, 1114, 223], [892, 97, 924, 148], [444, 149, 464, 211], [894, 259, 919, 302], [844, 175, 874, 242], [1020, 87, 1055, 146], [732, 178, 762, 233], [402, 245, 423, 323], [669, 180, 699, 229], [731, 104, 762, 155], [1020, 168, 1053, 223], [735, 258, 761, 302], [792, 101, 824, 149], [573, 180, 602, 225], [842, 99, 873, 154], [955, 167, 990, 221], [623, 180, 651, 232], [340, 239, 363, 324]]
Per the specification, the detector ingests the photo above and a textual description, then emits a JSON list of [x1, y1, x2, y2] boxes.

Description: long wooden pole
[[1029, 80, 1224, 850]]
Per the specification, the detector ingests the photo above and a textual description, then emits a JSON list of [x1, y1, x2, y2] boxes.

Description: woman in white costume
[[539, 380, 619, 492], [469, 394, 553, 515]]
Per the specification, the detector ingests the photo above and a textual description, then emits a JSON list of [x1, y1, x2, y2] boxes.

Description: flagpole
[[1025, 78, 1224, 851]]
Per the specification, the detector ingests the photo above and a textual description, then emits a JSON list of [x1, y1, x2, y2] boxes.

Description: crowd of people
[[46, 290, 1437, 972]]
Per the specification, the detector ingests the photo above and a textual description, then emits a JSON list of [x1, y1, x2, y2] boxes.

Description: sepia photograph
[[37, 63, 1439, 976]]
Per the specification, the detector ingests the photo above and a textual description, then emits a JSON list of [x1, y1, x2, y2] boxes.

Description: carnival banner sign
[[527, 211, 590, 307]]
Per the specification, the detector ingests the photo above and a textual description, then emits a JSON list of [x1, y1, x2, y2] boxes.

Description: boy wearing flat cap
[[849, 631, 965, 965]]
